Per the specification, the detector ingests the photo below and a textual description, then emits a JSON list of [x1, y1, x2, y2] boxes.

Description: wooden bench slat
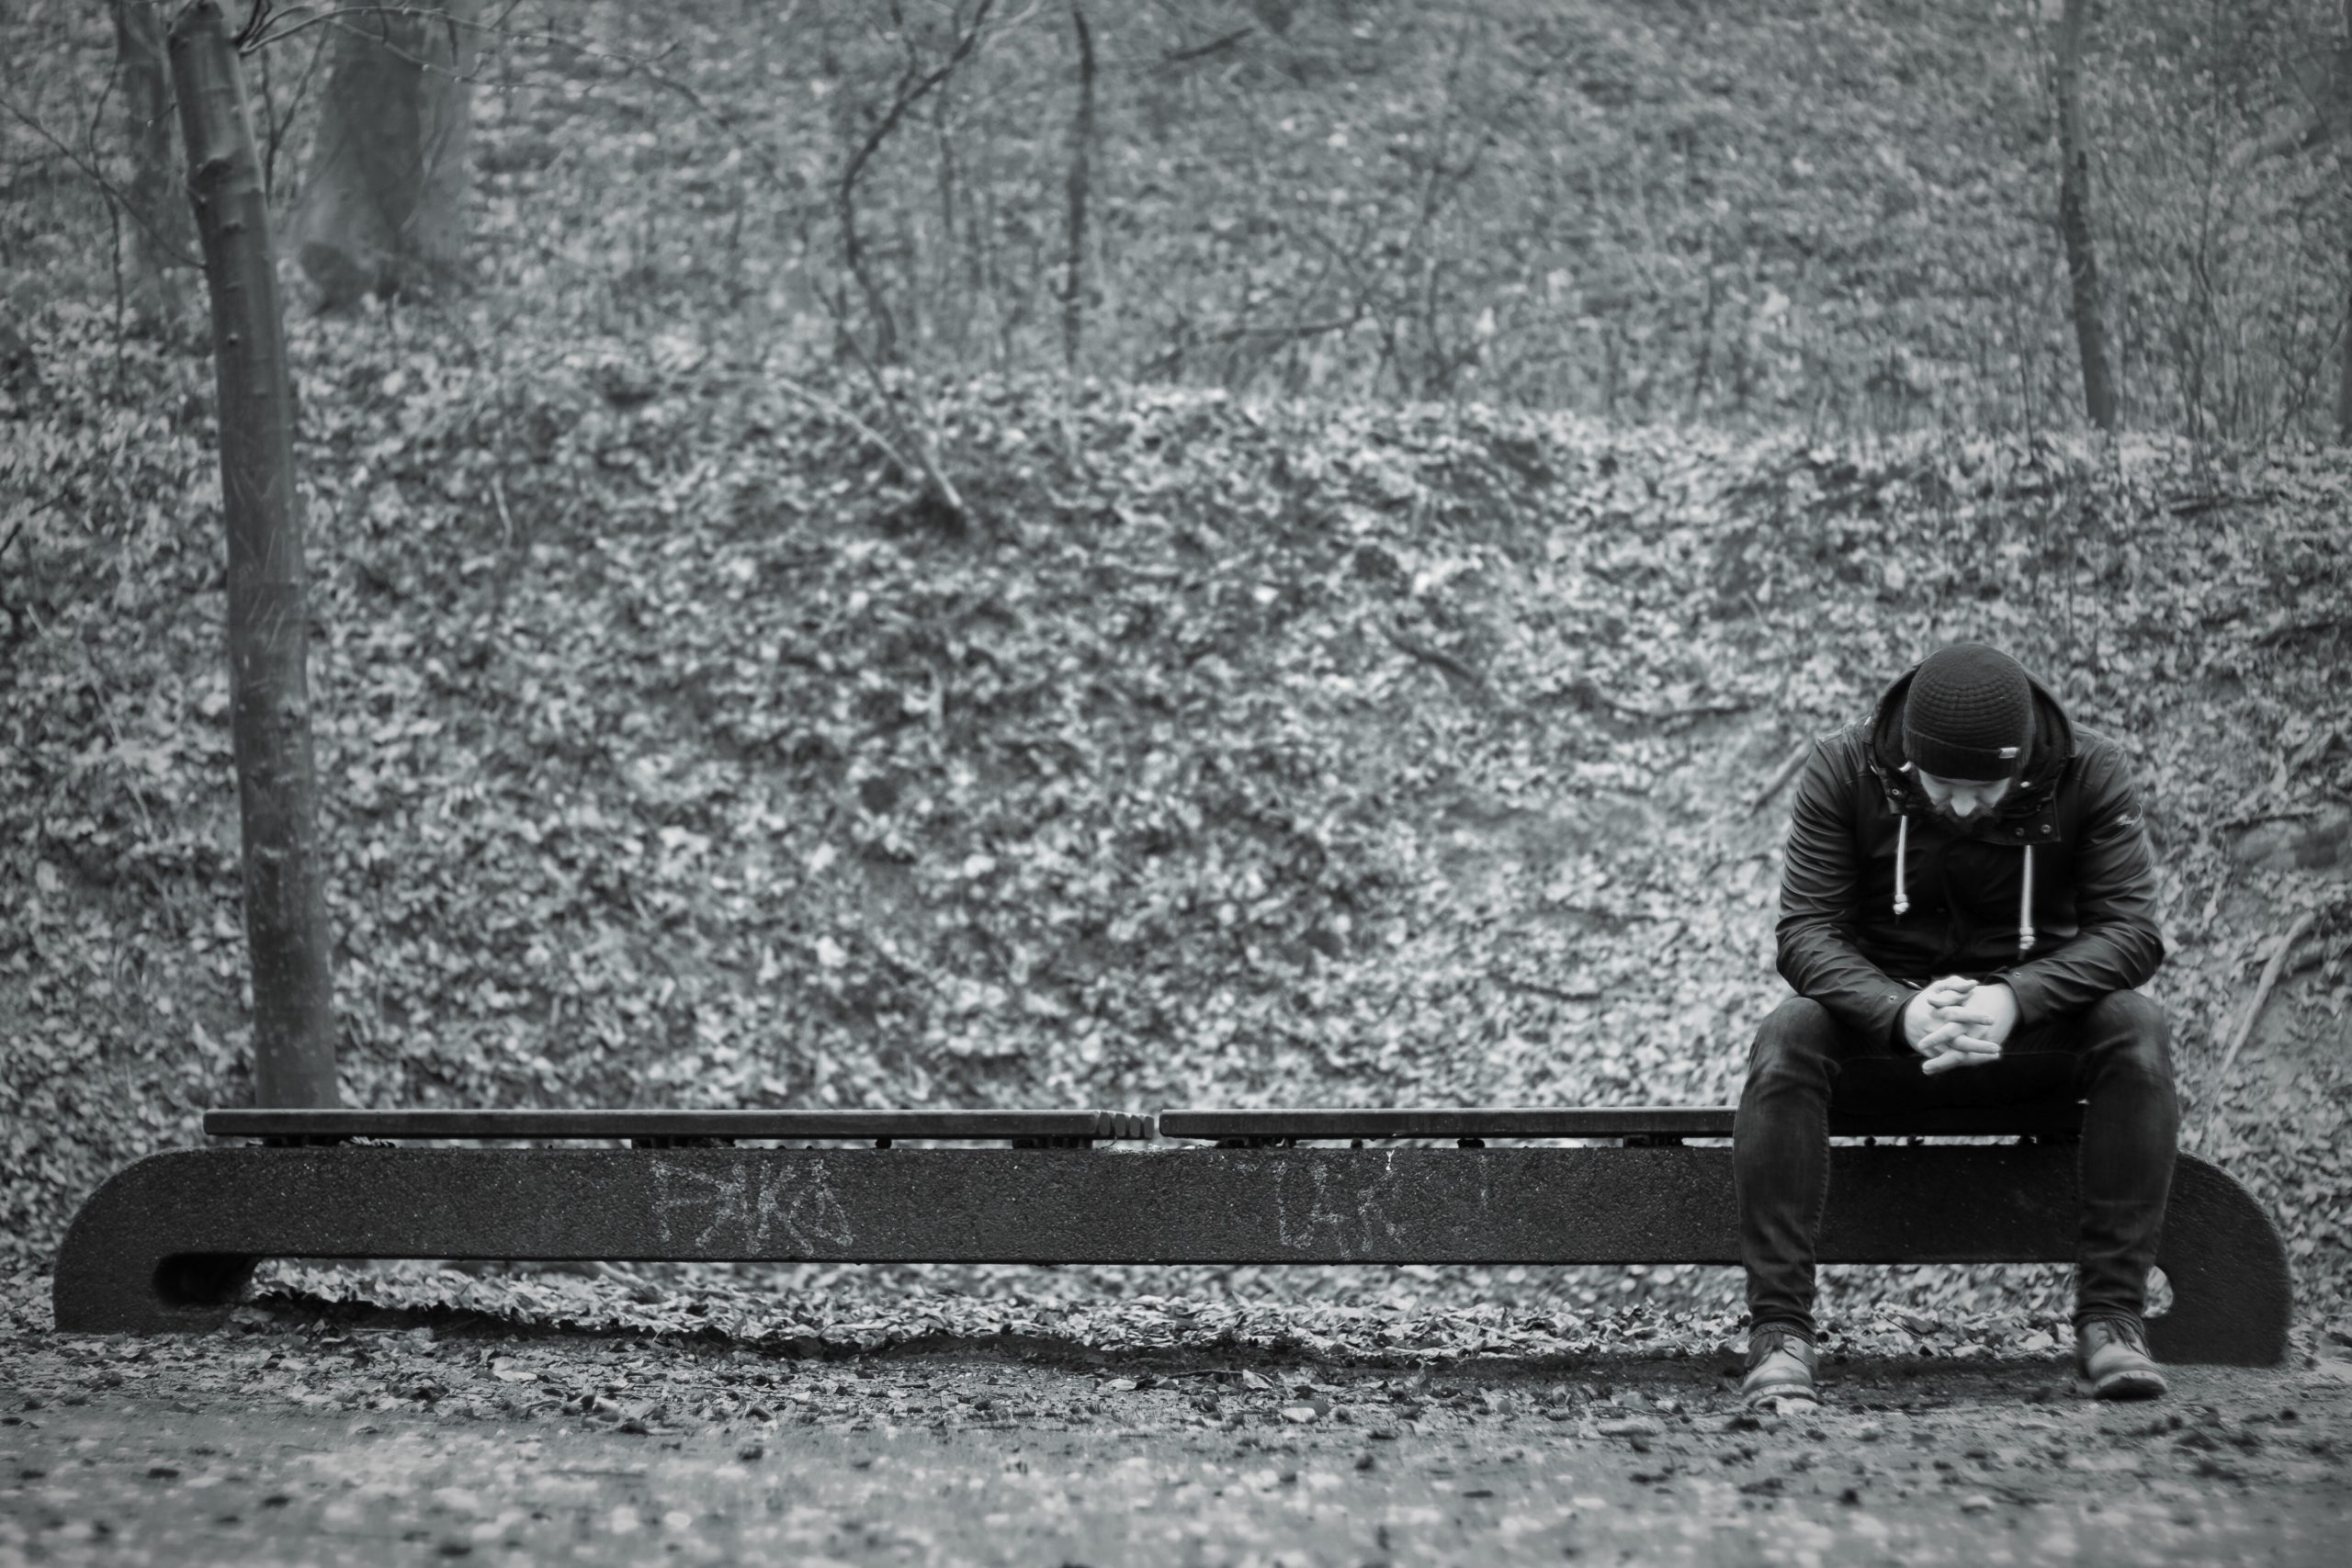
[[1157, 1104, 2086, 1140], [206, 1105, 2090, 1142], [1159, 1108, 1729, 1139], [202, 1109, 1154, 1141]]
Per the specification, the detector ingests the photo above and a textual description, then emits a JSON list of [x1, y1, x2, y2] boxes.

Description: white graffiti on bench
[[649, 1158, 857, 1253], [1271, 1155, 1489, 1258]]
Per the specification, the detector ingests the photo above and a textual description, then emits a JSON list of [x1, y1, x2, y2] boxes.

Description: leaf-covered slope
[[5, 311, 2348, 1313]]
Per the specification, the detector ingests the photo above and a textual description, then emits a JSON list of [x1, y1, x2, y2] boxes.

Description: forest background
[[3, 0, 2348, 1346]]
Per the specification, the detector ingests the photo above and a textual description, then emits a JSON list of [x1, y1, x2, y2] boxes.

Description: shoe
[[2077, 1317, 2168, 1400], [1741, 1326, 1820, 1411]]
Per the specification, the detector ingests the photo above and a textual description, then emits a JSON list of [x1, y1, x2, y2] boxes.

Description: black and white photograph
[[4, 1, 2349, 1562]]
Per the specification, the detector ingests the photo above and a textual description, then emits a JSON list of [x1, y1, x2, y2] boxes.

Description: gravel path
[[6, 1313, 2348, 1566]]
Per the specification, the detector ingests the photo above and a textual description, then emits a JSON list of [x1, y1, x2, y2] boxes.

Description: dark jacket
[[1775, 662, 2165, 1042]]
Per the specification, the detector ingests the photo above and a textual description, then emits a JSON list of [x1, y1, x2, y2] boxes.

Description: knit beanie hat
[[1901, 643, 2035, 780]]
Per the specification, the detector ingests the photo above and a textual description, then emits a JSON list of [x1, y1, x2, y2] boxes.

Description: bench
[[51, 1105, 2290, 1365]]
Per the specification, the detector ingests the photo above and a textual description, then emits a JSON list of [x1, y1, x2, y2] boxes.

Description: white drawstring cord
[[1889, 793, 2033, 949], [1893, 815, 1910, 917], [2018, 843, 2036, 954]]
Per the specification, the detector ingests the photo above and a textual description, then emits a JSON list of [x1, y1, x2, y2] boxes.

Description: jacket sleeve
[[1999, 744, 2166, 1028], [1775, 734, 1914, 1042]]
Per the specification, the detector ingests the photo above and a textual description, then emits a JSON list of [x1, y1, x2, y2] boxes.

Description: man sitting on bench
[[1735, 642, 2177, 1409]]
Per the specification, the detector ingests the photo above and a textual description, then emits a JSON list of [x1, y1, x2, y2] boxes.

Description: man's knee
[[1747, 996, 1839, 1079], [2080, 989, 2173, 1078]]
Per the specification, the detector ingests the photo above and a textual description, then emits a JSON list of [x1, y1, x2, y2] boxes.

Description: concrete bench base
[[51, 1144, 2288, 1364]]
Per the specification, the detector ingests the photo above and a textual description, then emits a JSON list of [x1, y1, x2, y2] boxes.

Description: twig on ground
[[1748, 739, 1812, 817], [1159, 25, 1252, 66], [1380, 622, 1494, 706], [2165, 488, 2282, 516], [1561, 678, 1750, 723], [2256, 616, 2351, 648], [768, 374, 925, 493], [489, 472, 515, 549], [2204, 910, 2317, 1145], [1492, 972, 1603, 1002], [2272, 727, 2341, 793], [1619, 694, 1753, 722]]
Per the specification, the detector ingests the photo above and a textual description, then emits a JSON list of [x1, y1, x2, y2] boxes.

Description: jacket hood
[[1866, 659, 2078, 837]]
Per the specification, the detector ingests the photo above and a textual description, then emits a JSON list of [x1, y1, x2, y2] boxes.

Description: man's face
[[1915, 770, 2013, 828]]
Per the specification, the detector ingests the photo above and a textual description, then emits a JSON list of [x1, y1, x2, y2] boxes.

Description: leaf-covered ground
[[6, 303, 2349, 1325], [4, 1271, 2350, 1566]]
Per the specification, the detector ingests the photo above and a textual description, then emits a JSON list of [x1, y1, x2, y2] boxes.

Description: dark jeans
[[1733, 990, 2178, 1340]]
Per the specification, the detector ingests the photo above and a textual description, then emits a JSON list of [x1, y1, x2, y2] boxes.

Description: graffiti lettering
[[1272, 1160, 1410, 1258], [649, 1158, 858, 1253]]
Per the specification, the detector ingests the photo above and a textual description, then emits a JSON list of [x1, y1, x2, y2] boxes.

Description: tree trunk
[[167, 0, 338, 1108], [1060, 1, 1097, 377], [2053, 0, 2118, 433], [291, 0, 477, 309], [109, 0, 193, 331], [2339, 257, 2352, 443], [2339, 0, 2352, 441]]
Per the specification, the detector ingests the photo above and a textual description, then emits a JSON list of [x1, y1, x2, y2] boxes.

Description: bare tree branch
[[0, 89, 201, 270], [1159, 25, 1252, 67], [807, 280, 973, 530], [839, 0, 997, 364], [768, 374, 923, 486]]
